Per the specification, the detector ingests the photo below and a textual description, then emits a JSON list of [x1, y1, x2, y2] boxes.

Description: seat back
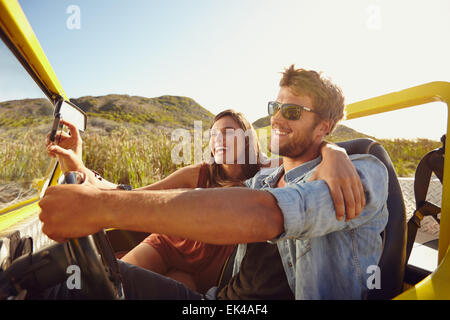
[[336, 138, 407, 300]]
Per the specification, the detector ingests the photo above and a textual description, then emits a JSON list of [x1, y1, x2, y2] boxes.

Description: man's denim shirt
[[233, 154, 389, 300]]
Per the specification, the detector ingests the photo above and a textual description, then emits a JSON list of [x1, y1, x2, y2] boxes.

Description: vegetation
[[82, 127, 182, 187], [0, 95, 444, 198], [70, 94, 214, 130], [253, 116, 443, 177], [372, 138, 442, 177], [0, 127, 49, 184]]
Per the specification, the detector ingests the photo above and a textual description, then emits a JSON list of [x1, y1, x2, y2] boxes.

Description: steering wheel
[[62, 171, 125, 299]]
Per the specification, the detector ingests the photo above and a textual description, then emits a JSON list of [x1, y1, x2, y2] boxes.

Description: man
[[39, 65, 388, 299]]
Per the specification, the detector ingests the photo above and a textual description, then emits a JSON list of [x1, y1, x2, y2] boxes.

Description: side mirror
[[49, 99, 86, 141], [58, 100, 87, 132]]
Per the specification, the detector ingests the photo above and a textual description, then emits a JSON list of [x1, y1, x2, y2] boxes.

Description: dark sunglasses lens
[[268, 102, 278, 116], [282, 105, 301, 120]]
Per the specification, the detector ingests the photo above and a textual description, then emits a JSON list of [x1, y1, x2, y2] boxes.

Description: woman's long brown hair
[[206, 109, 262, 187]]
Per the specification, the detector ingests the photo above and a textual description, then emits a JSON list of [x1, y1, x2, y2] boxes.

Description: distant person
[[45, 108, 363, 294]]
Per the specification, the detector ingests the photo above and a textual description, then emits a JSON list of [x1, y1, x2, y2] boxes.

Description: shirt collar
[[263, 156, 322, 187]]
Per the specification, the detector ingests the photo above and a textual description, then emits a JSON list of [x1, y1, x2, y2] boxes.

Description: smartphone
[[48, 97, 87, 142], [49, 98, 63, 142]]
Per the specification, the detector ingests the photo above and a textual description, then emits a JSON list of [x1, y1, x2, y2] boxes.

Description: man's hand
[[39, 184, 106, 242], [312, 143, 366, 221], [46, 119, 85, 173]]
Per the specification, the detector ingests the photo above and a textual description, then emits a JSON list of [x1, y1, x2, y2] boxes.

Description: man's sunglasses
[[267, 101, 318, 120]]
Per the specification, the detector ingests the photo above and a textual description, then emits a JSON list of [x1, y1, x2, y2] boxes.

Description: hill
[[252, 115, 375, 141], [252, 115, 271, 129], [71, 94, 213, 130], [0, 94, 214, 131], [0, 98, 54, 128]]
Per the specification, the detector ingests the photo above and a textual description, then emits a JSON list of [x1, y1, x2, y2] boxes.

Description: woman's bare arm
[[47, 121, 203, 191], [135, 164, 202, 191]]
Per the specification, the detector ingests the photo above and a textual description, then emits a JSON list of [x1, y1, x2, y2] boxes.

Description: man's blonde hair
[[280, 65, 345, 134]]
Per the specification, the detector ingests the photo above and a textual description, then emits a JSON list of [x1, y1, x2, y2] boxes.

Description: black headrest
[[336, 138, 407, 300]]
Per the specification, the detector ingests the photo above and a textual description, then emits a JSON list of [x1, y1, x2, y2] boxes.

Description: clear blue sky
[[2, 0, 449, 140]]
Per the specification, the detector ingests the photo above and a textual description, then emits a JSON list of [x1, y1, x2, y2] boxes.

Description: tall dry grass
[[0, 126, 183, 193], [0, 128, 48, 183], [82, 127, 183, 187], [0, 125, 444, 192]]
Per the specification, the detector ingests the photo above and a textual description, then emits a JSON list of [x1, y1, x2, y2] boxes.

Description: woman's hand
[[46, 119, 85, 173], [45, 120, 119, 189], [311, 142, 366, 222]]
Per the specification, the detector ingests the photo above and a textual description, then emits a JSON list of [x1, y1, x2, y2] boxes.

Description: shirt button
[[288, 262, 293, 268]]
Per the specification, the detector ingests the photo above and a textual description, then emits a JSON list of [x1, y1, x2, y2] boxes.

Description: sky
[[1, 0, 449, 140]]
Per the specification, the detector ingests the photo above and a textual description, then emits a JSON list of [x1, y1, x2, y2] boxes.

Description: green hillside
[[252, 115, 271, 129], [71, 94, 214, 129], [0, 98, 53, 127], [0, 94, 214, 131]]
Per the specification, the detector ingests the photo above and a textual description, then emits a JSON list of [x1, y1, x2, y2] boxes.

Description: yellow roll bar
[[0, 0, 63, 232], [347, 82, 450, 299], [345, 81, 450, 265]]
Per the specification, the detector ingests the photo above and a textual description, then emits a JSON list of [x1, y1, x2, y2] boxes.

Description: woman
[[121, 109, 265, 294], [47, 110, 364, 294]]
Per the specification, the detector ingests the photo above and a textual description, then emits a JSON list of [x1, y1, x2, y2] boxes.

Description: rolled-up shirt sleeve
[[265, 154, 389, 242]]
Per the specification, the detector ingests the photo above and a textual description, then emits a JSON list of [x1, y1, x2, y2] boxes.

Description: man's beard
[[269, 122, 316, 159]]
